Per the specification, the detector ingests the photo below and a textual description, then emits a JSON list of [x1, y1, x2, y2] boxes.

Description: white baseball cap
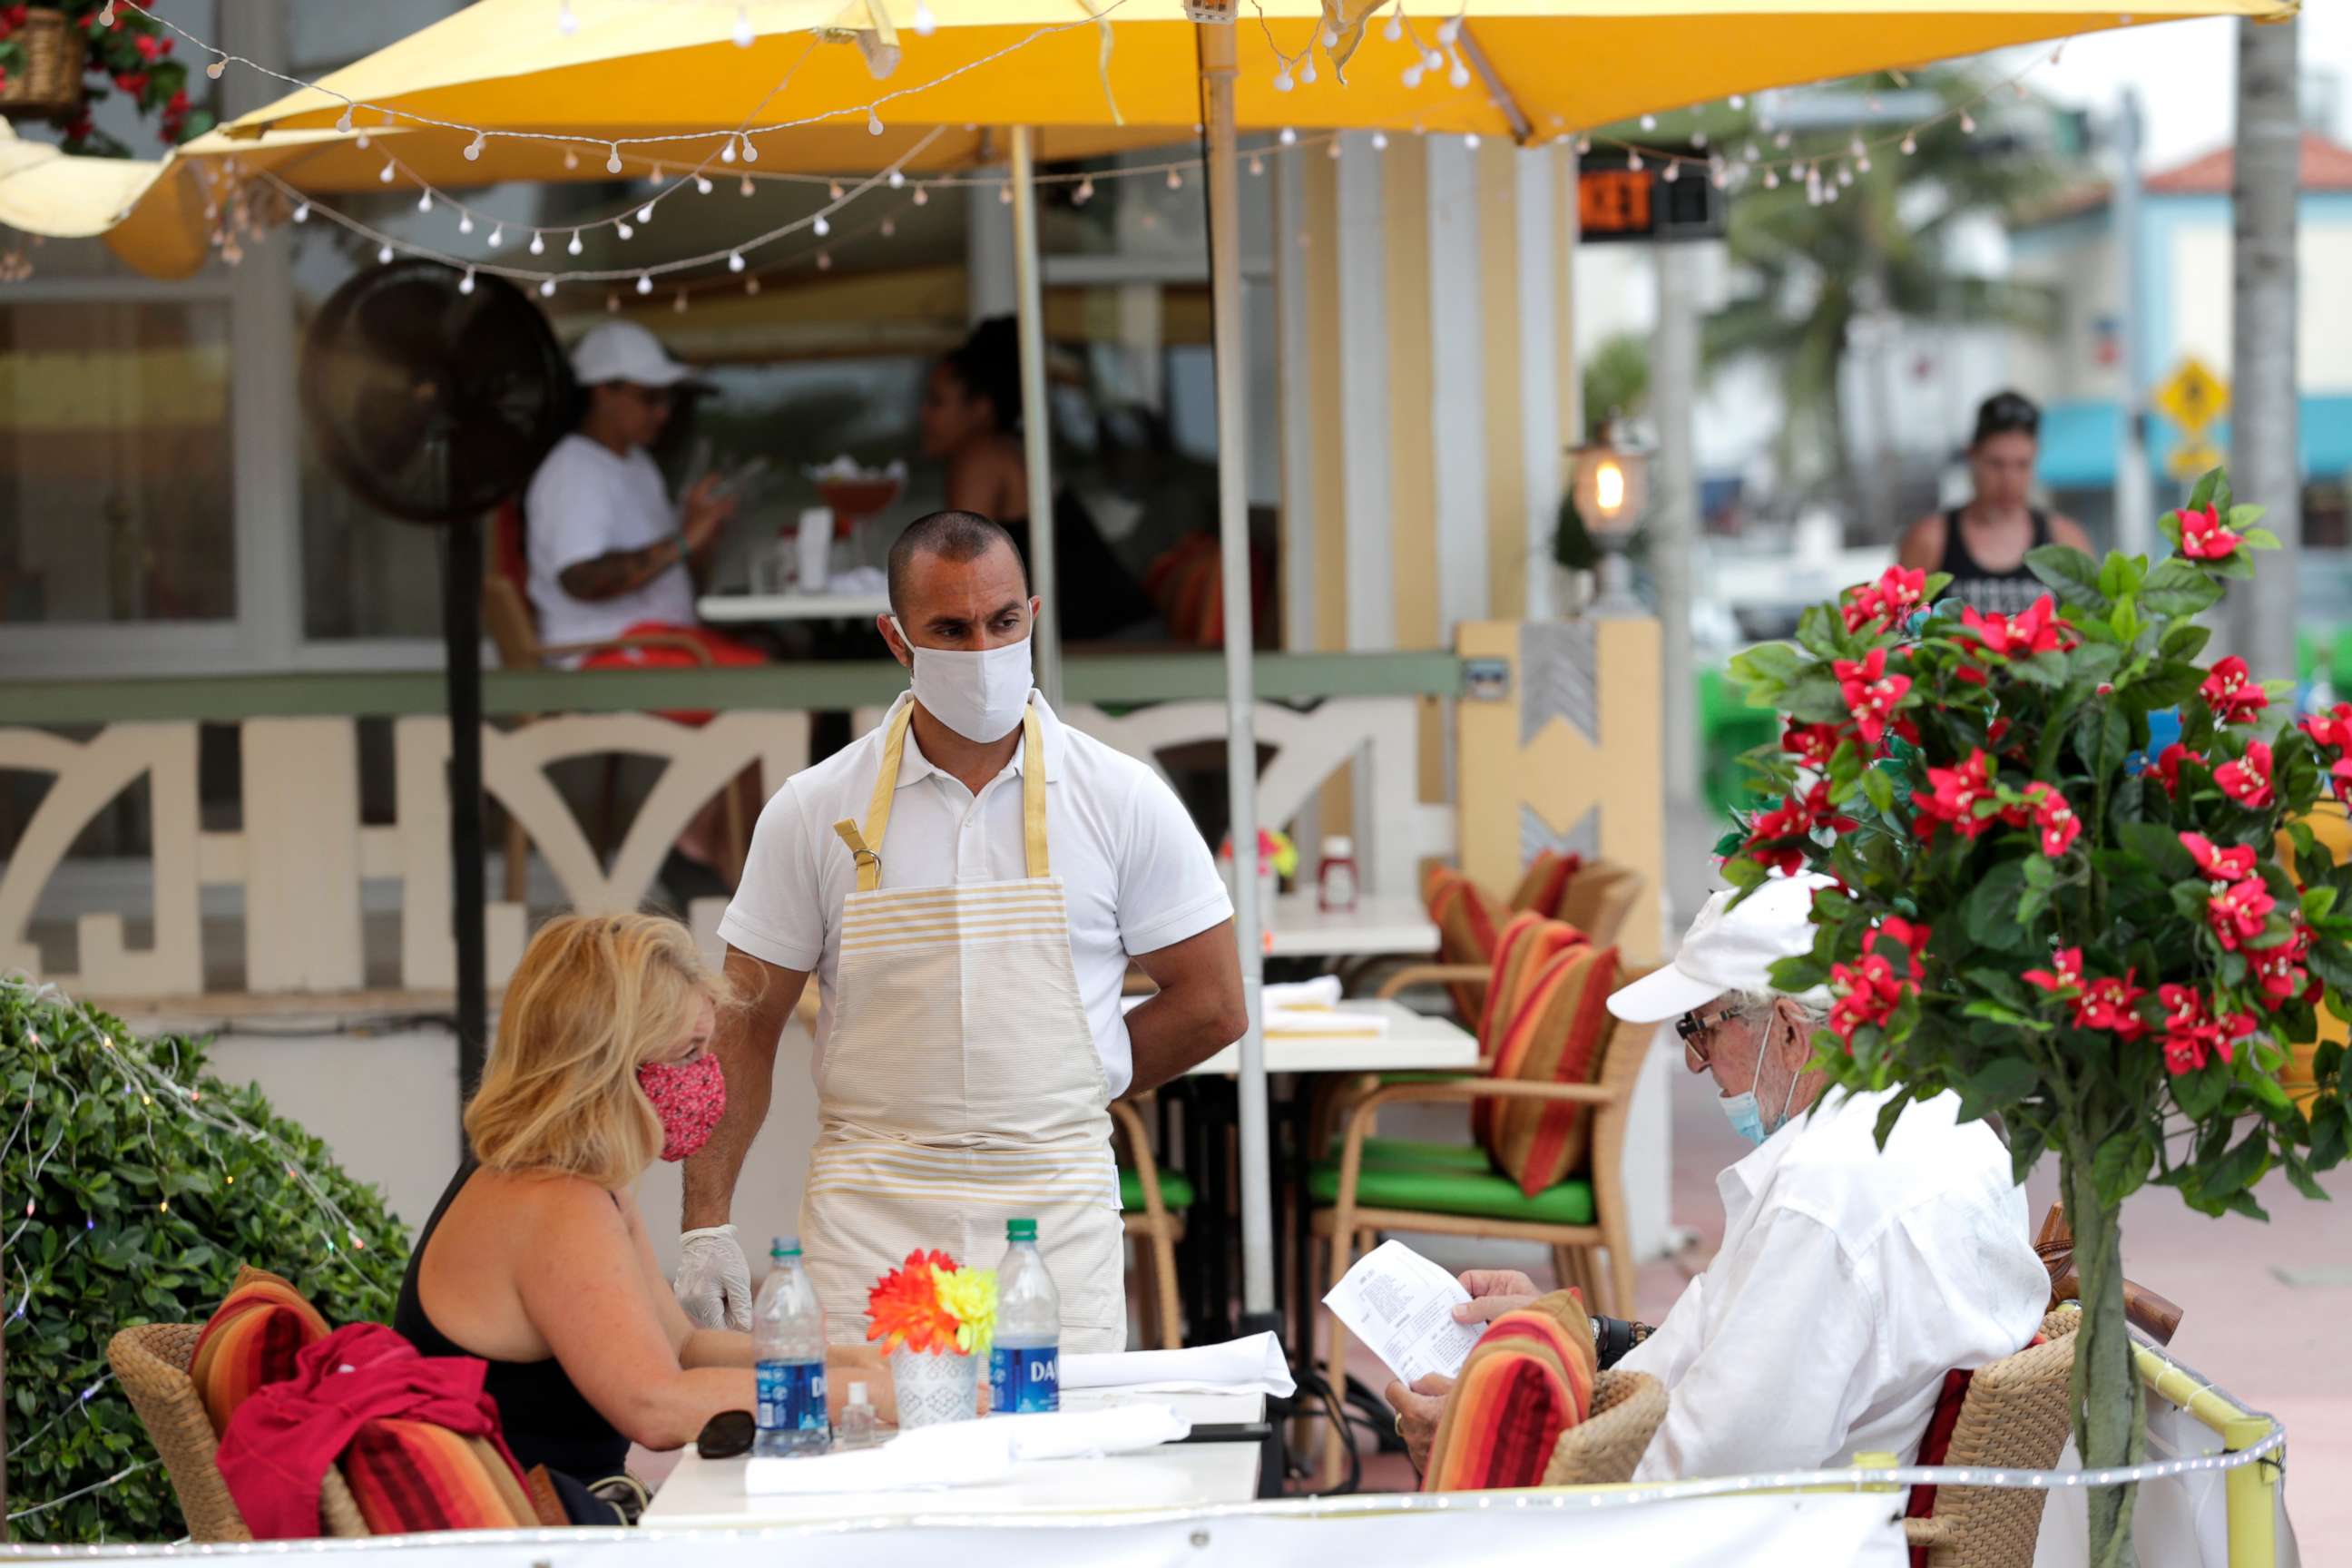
[[570, 321, 701, 388], [1607, 872, 1838, 1024]]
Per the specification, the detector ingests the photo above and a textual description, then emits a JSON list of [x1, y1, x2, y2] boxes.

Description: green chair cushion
[[1119, 1166, 1196, 1213], [1354, 1136, 1494, 1172], [1310, 1159, 1595, 1227]]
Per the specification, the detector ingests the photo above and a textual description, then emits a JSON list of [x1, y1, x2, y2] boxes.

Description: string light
[[1371, 130, 1388, 152], [637, 201, 655, 222], [1626, 150, 1642, 172], [605, 144, 623, 173], [741, 135, 760, 163], [729, 250, 746, 271], [539, 278, 555, 297], [637, 273, 652, 294], [828, 180, 845, 200], [912, 184, 929, 205], [740, 173, 756, 196], [1402, 63, 1424, 88], [564, 147, 580, 171], [817, 250, 832, 270], [292, 202, 309, 223], [1327, 139, 1341, 159], [335, 105, 354, 133], [998, 181, 1013, 204], [1662, 160, 1680, 182], [867, 107, 885, 135], [1166, 167, 1183, 190], [1383, 11, 1403, 40], [376, 241, 394, 263], [696, 174, 714, 194], [1249, 153, 1264, 176], [617, 220, 634, 240], [1640, 113, 1657, 131], [568, 229, 584, 255], [731, 3, 753, 47], [913, 0, 936, 34], [1901, 132, 1917, 155], [557, 0, 576, 34], [813, 213, 831, 237], [206, 56, 224, 80], [721, 137, 738, 162], [457, 213, 475, 235], [1279, 126, 1298, 146], [673, 289, 689, 314], [1299, 58, 1317, 84], [528, 230, 545, 254], [888, 169, 906, 189], [378, 161, 396, 184], [465, 132, 485, 161], [487, 223, 505, 248], [606, 289, 621, 313], [459, 268, 475, 295], [1464, 132, 1481, 150], [880, 217, 896, 237], [745, 275, 761, 296], [1274, 67, 1293, 93], [416, 191, 432, 212], [1960, 111, 1976, 133]]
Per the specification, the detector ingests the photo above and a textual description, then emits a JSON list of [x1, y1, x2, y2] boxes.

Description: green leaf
[[2160, 622, 2214, 662], [2093, 1128, 2156, 1207], [1782, 671, 1850, 726], [1965, 968, 2031, 1009], [1720, 853, 1769, 892], [1730, 642, 1803, 687], [2025, 544, 2111, 612], [2117, 820, 2199, 881], [2304, 886, 2340, 924], [1964, 859, 2034, 952], [1860, 764, 1896, 817], [2240, 527, 2282, 551], [2185, 468, 2221, 515], [2014, 650, 2070, 689], [1959, 1058, 2039, 1119], [2141, 559, 2226, 619], [2122, 661, 2207, 712], [2172, 1061, 2230, 1121], [1872, 1087, 1916, 1152], [1962, 1000, 2044, 1028]]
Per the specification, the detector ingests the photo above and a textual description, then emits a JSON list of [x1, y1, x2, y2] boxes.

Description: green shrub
[[2, 980, 411, 1543]]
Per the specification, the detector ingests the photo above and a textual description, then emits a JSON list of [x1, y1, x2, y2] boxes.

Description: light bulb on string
[[336, 105, 354, 133], [673, 289, 688, 315], [881, 217, 896, 237], [998, 181, 1013, 204], [1710, 162, 1729, 190], [488, 223, 505, 248], [1574, 134, 1591, 155], [828, 181, 845, 200], [1901, 132, 1917, 155], [1425, 48, 1443, 69], [817, 250, 832, 271], [606, 145, 622, 172], [1437, 15, 1460, 43], [466, 132, 486, 162], [696, 174, 713, 194], [1274, 67, 1293, 93], [458, 213, 475, 235], [1857, 152, 1872, 173], [1447, 54, 1468, 89], [729, 250, 746, 271], [1402, 63, 1424, 88], [1640, 113, 1656, 131], [1763, 167, 1779, 189], [378, 160, 396, 184], [558, 0, 577, 34], [913, 0, 936, 34], [541, 279, 557, 297], [377, 242, 394, 263], [207, 56, 225, 80], [1166, 167, 1183, 190], [637, 273, 652, 295], [416, 191, 433, 213], [1464, 132, 1481, 150], [636, 202, 654, 222], [1728, 93, 1745, 109], [720, 137, 737, 163], [1279, 126, 1298, 146], [888, 169, 906, 188], [1692, 131, 1708, 150], [292, 202, 309, 223], [1774, 129, 1791, 149], [813, 214, 830, 237], [1249, 153, 1265, 176], [528, 230, 545, 254], [616, 220, 633, 240], [1383, 12, 1402, 40], [1626, 149, 1642, 172], [1838, 162, 1852, 186], [564, 147, 580, 171], [1959, 111, 1975, 134], [1300, 58, 1318, 84], [745, 275, 761, 296], [740, 173, 756, 196], [97, 1, 116, 24], [1324, 26, 1338, 45], [1742, 141, 1759, 162], [606, 289, 621, 313], [867, 108, 886, 136], [459, 268, 475, 295], [912, 183, 929, 205], [651, 164, 665, 184], [566, 229, 583, 255], [1371, 130, 1388, 152], [741, 135, 760, 163], [1327, 139, 1341, 159], [1662, 159, 1680, 182], [731, 4, 753, 46]]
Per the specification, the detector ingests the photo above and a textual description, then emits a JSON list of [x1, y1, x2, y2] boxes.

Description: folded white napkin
[[1265, 1008, 1390, 1038], [1263, 976, 1343, 1010], [828, 565, 887, 596], [740, 1404, 1190, 1495], [1062, 1332, 1297, 1397]]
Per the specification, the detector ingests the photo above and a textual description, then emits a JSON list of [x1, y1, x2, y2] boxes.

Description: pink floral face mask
[[637, 1054, 726, 1162]]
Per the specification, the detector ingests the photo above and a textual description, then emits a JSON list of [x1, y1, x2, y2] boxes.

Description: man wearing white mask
[[1387, 873, 2047, 1481], [676, 511, 1246, 1339]]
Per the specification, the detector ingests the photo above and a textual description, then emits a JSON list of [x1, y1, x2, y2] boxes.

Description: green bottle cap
[[1006, 1218, 1036, 1242], [772, 1236, 800, 1259]]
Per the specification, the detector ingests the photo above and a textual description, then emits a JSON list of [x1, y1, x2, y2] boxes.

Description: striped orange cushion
[[1426, 868, 1509, 1020], [341, 1421, 534, 1534], [1485, 945, 1622, 1197], [1423, 1293, 1597, 1492], [1509, 851, 1582, 919], [189, 1266, 333, 1436], [1471, 917, 1588, 1149]]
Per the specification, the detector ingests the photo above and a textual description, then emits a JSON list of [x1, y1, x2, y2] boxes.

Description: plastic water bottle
[[836, 1381, 878, 1451], [752, 1237, 830, 1456], [989, 1218, 1061, 1416]]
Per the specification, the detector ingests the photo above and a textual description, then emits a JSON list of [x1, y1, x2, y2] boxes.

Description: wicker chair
[[1540, 1368, 1669, 1485], [1904, 1309, 2082, 1567], [1110, 1096, 1188, 1350], [108, 1324, 369, 1543]]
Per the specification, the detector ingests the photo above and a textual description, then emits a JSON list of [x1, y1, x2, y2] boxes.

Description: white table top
[[698, 590, 890, 624], [1145, 996, 1476, 1077], [1263, 892, 1438, 958], [642, 1387, 1265, 1528]]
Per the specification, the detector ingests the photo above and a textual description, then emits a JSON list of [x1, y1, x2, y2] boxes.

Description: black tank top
[[1936, 506, 2053, 616], [393, 1162, 630, 1482], [1000, 491, 1157, 642]]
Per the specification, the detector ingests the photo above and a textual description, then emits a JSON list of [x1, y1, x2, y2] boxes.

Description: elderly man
[[1387, 873, 2048, 1481]]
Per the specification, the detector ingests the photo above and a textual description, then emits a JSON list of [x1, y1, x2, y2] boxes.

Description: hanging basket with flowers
[[0, 2, 213, 153], [866, 1249, 998, 1428], [1723, 467, 2349, 1568]]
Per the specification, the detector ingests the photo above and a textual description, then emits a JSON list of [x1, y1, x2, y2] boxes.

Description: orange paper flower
[[866, 1249, 963, 1354]]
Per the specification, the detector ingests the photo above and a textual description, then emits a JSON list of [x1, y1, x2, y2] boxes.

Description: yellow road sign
[[2154, 357, 2230, 436], [2168, 439, 2225, 483]]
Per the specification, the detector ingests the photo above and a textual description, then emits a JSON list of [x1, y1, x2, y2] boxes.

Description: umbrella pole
[[1198, 21, 1275, 1334], [1008, 126, 1062, 705]]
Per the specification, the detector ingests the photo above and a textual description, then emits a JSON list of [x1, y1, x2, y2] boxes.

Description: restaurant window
[[0, 299, 235, 625]]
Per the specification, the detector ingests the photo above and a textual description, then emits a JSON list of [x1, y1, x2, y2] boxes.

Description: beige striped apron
[[801, 701, 1127, 1353]]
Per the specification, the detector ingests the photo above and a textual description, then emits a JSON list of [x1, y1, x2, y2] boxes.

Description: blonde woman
[[393, 913, 885, 1489]]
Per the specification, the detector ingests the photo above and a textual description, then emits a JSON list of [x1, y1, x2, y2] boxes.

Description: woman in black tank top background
[[1896, 390, 2094, 613]]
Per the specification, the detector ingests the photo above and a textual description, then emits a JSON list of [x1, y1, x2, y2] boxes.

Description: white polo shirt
[[1618, 1086, 2047, 1481], [717, 692, 1233, 1098], [523, 432, 697, 654]]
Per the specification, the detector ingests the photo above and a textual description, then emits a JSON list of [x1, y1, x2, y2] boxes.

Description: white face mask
[[891, 616, 1035, 743], [1716, 1006, 1804, 1149]]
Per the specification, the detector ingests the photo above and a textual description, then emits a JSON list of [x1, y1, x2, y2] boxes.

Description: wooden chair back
[[1557, 861, 1642, 948]]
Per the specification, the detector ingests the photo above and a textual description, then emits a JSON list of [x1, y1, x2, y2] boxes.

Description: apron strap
[[1022, 705, 1050, 881]]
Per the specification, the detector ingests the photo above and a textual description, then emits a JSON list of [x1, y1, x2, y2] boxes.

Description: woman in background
[[918, 318, 1157, 641], [394, 914, 885, 1494]]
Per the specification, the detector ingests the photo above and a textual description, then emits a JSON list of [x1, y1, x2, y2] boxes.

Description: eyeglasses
[[617, 383, 675, 408], [1675, 1004, 1745, 1067]]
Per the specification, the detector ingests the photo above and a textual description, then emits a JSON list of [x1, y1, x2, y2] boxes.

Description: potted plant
[[866, 1249, 997, 1428], [1218, 827, 1296, 912], [1722, 468, 2348, 1568], [0, 2, 213, 155]]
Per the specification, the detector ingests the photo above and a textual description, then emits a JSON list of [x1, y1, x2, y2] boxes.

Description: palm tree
[[1696, 71, 2060, 533]]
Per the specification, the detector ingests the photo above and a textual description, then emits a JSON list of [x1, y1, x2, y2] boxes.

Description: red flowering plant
[[0, 1, 215, 155], [1721, 469, 2346, 1568]]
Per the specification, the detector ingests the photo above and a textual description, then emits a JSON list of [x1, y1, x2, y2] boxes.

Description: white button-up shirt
[[1618, 1086, 2048, 1482], [717, 692, 1233, 1098]]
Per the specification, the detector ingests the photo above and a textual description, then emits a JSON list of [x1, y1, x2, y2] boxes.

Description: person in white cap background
[[1386, 872, 2048, 1482], [523, 321, 766, 892]]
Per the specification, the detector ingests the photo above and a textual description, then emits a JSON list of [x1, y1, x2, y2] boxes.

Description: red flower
[[165, 86, 188, 114], [1782, 722, 1845, 771], [2180, 832, 2258, 885], [2176, 505, 2243, 561], [2144, 743, 2206, 798], [2026, 782, 2080, 858], [2207, 877, 2276, 953], [866, 1249, 965, 1354], [1839, 567, 1926, 634], [1912, 750, 1995, 842], [113, 71, 148, 95], [2248, 924, 2316, 1012], [134, 30, 161, 60], [1739, 782, 1852, 876], [2024, 946, 2085, 997], [1828, 953, 1911, 1046], [2200, 657, 2267, 725], [2215, 741, 2276, 809], [1873, 915, 1932, 973], [1834, 647, 1911, 749], [2072, 970, 2147, 1038], [2160, 989, 2252, 1076], [1959, 594, 2073, 662]]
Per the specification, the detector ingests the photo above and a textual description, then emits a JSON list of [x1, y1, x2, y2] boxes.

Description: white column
[[1275, 156, 1318, 653], [226, 0, 299, 670], [1651, 242, 1700, 806], [965, 172, 1017, 321], [1334, 136, 1394, 652], [1008, 128, 1060, 704], [1514, 146, 1560, 622], [1427, 136, 1488, 637]]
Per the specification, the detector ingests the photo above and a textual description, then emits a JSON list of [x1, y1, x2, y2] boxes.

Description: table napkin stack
[[742, 1403, 1191, 1495], [1063, 1332, 1298, 1397], [1262, 977, 1390, 1039]]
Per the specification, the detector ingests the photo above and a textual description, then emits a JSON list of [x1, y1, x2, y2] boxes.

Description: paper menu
[[1320, 1240, 1485, 1386]]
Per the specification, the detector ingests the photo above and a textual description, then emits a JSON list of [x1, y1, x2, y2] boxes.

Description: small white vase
[[888, 1346, 981, 1428]]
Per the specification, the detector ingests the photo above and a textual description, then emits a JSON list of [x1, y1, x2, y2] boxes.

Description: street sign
[[2167, 439, 2224, 483], [1577, 152, 1723, 243], [2153, 357, 2230, 436]]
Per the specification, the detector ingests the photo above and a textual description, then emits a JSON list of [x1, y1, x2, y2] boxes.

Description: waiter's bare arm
[[1123, 918, 1248, 1096], [681, 945, 808, 1230]]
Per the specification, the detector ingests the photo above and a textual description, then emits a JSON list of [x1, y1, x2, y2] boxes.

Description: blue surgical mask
[[1718, 1010, 1804, 1148]]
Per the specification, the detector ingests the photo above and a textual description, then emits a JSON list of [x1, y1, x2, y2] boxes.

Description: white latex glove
[[677, 1223, 752, 1332]]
